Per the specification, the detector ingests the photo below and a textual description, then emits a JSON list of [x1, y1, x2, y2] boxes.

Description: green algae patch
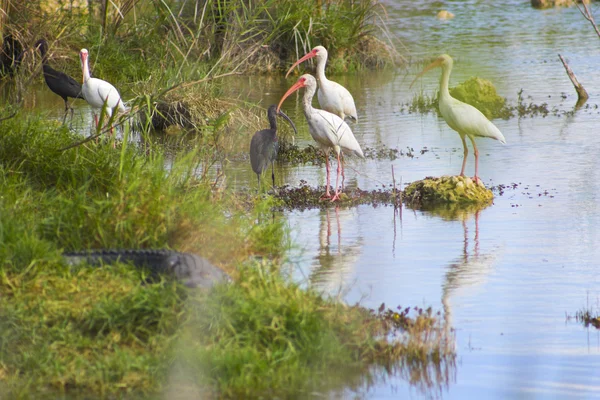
[[449, 77, 507, 120], [404, 176, 494, 208]]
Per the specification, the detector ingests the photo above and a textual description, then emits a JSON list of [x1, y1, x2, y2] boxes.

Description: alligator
[[63, 249, 231, 289]]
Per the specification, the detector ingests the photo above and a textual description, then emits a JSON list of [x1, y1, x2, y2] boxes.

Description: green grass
[[0, 112, 454, 398], [0, 112, 288, 397], [171, 262, 455, 398]]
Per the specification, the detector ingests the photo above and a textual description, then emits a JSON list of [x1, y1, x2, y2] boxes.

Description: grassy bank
[[0, 113, 454, 398], [0, 1, 454, 398]]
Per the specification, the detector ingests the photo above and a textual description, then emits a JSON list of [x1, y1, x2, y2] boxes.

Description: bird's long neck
[[439, 63, 452, 101], [302, 85, 316, 118], [38, 44, 48, 64], [82, 57, 91, 83], [315, 57, 328, 84], [268, 111, 277, 131]]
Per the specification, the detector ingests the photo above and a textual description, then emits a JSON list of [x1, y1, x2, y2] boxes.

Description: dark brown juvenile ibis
[[250, 104, 297, 188]]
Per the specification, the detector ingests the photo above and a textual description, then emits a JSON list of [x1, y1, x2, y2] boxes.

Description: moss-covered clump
[[449, 77, 506, 120], [404, 176, 493, 208]]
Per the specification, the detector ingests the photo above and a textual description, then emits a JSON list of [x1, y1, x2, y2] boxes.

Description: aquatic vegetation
[[278, 142, 419, 164], [449, 77, 506, 120], [404, 176, 494, 208], [567, 296, 600, 330], [274, 181, 401, 210], [405, 84, 553, 120], [574, 308, 600, 329]]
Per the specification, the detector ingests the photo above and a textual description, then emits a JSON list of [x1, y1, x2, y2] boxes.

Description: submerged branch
[[558, 53, 588, 106]]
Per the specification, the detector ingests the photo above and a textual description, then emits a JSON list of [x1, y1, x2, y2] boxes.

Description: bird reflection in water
[[441, 207, 501, 331], [309, 206, 363, 298]]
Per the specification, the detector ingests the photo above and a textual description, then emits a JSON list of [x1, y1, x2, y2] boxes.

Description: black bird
[[35, 39, 84, 121], [250, 105, 297, 188]]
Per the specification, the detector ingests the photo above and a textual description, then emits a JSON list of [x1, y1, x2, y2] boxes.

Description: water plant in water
[[404, 176, 494, 208]]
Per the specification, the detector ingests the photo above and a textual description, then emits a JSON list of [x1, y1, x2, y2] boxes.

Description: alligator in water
[[63, 249, 231, 289]]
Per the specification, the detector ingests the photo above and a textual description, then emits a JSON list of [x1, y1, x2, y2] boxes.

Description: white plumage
[[412, 54, 506, 183], [79, 48, 127, 127], [286, 46, 358, 122], [277, 74, 364, 201]]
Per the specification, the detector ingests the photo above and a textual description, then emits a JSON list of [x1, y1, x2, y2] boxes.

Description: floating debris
[[404, 176, 494, 208]]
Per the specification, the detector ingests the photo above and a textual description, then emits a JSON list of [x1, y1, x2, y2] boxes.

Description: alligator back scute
[[63, 249, 231, 289]]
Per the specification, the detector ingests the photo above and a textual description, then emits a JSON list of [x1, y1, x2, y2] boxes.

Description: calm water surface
[[14, 1, 600, 398], [272, 2, 600, 398]]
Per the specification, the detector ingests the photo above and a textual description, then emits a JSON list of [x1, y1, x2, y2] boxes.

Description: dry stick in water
[[576, 1, 600, 39], [558, 54, 588, 106]]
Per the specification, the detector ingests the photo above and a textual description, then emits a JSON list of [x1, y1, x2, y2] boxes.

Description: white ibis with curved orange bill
[[79, 48, 127, 135], [410, 54, 506, 183], [277, 74, 364, 202], [286, 46, 358, 122]]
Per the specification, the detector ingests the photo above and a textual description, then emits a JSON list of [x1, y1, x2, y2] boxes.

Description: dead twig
[[0, 110, 17, 123], [558, 53, 588, 107], [575, 1, 600, 39]]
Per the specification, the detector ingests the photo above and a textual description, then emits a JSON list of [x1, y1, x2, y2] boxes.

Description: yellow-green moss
[[450, 77, 506, 120], [403, 176, 493, 208]]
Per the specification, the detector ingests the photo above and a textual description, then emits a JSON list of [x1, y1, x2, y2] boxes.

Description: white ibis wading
[[79, 48, 127, 134], [411, 54, 506, 183], [286, 46, 358, 122], [250, 105, 297, 189], [277, 74, 364, 202]]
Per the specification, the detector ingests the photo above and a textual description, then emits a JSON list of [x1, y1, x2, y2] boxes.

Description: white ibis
[[411, 54, 506, 183], [277, 74, 364, 202], [286, 46, 358, 122], [250, 104, 297, 188], [79, 48, 127, 133], [35, 39, 84, 121]]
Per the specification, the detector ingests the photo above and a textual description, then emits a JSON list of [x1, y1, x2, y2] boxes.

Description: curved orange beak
[[285, 49, 317, 78], [276, 79, 307, 113], [410, 57, 443, 89]]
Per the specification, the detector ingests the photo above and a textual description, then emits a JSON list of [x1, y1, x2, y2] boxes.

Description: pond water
[[9, 1, 600, 398], [241, 1, 600, 398]]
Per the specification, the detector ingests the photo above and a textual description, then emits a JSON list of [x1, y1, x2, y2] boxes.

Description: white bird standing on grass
[[277, 74, 364, 202], [286, 46, 358, 123], [79, 48, 127, 135], [411, 54, 506, 183]]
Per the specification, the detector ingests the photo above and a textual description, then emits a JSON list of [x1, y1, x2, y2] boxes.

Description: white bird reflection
[[309, 206, 364, 298], [441, 209, 501, 329]]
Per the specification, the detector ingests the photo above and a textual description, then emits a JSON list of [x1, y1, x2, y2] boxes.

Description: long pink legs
[[468, 136, 480, 184], [330, 151, 342, 202], [459, 135, 468, 176], [320, 153, 332, 199]]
